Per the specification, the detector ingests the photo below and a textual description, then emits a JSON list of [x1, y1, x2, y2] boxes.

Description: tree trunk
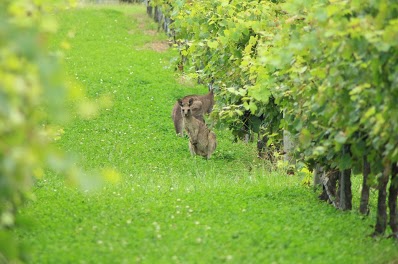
[[359, 155, 371, 215], [146, 0, 153, 17], [154, 6, 161, 23], [282, 111, 295, 164], [283, 129, 295, 164], [319, 169, 339, 208], [374, 160, 391, 236], [313, 164, 322, 190], [338, 145, 352, 211], [329, 170, 339, 206], [388, 162, 398, 237]]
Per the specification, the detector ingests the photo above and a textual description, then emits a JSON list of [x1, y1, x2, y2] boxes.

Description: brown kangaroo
[[172, 89, 214, 136], [178, 98, 217, 159]]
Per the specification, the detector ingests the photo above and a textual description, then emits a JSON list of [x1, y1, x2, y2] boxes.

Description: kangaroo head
[[178, 98, 194, 118]]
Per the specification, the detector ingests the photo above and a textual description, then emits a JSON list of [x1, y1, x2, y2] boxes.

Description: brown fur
[[172, 89, 214, 136], [178, 98, 217, 159]]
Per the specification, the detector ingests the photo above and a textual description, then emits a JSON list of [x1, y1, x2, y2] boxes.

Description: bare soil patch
[[129, 12, 169, 52], [142, 41, 170, 52], [176, 74, 197, 86]]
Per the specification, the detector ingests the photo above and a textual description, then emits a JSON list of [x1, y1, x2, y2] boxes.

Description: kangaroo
[[178, 98, 217, 159], [172, 88, 214, 136]]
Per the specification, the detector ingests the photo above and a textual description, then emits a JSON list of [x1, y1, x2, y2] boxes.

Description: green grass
[[16, 4, 398, 264]]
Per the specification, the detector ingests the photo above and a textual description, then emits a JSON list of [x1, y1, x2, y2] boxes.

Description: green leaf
[[363, 106, 376, 120], [248, 101, 258, 114], [299, 128, 312, 147], [338, 153, 352, 170], [349, 83, 370, 96], [334, 131, 347, 144], [248, 85, 270, 103], [207, 40, 218, 49], [235, 109, 244, 116]]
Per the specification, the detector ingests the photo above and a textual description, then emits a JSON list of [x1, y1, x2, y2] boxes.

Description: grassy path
[[17, 4, 398, 264]]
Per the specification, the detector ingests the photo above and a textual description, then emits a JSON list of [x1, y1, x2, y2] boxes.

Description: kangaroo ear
[[188, 98, 194, 106], [178, 99, 183, 107]]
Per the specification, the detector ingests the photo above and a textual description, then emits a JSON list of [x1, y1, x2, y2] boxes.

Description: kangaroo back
[[199, 89, 214, 114]]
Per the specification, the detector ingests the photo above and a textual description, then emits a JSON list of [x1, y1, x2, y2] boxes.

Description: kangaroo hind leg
[[188, 141, 196, 156], [206, 132, 217, 159]]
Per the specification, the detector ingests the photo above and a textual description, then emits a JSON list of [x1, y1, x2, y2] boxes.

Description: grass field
[[16, 4, 398, 264]]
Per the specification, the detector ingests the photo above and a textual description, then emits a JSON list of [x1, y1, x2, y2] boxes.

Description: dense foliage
[[150, 0, 398, 237], [0, 0, 103, 261]]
